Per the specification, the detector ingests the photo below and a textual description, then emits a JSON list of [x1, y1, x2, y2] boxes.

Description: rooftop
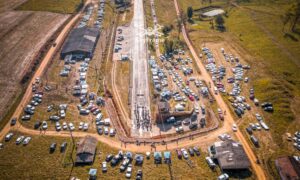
[[213, 140, 250, 170]]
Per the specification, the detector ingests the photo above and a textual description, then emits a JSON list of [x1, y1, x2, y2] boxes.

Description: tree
[[164, 39, 174, 54], [187, 7, 193, 19], [283, 1, 300, 33], [162, 25, 173, 36], [215, 15, 225, 28]]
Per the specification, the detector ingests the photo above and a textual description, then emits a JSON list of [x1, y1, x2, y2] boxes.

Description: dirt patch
[[0, 0, 26, 12], [0, 11, 69, 121]]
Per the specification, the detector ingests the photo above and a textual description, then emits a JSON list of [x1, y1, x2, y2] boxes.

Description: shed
[[75, 136, 97, 165], [61, 27, 100, 59]]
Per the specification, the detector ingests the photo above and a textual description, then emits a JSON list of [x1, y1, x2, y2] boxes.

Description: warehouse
[[210, 140, 250, 170], [61, 27, 100, 59]]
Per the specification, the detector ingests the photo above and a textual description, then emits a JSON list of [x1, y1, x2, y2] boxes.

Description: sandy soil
[[0, 11, 69, 121]]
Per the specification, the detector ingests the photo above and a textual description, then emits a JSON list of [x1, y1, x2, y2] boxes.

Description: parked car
[[232, 123, 237, 132], [50, 143, 56, 153], [60, 142, 67, 152], [106, 154, 113, 162], [83, 123, 89, 131], [10, 118, 17, 126], [62, 122, 68, 130], [136, 169, 143, 180], [55, 122, 61, 131], [181, 148, 189, 159], [110, 128, 116, 136], [102, 161, 107, 172], [34, 121, 42, 129], [97, 126, 103, 135], [68, 123, 75, 131], [21, 115, 31, 121], [125, 164, 133, 178], [23, 137, 31, 145], [176, 149, 182, 159], [42, 121, 48, 130], [218, 173, 229, 180], [5, 132, 14, 141], [188, 148, 195, 156], [205, 157, 216, 168], [79, 122, 84, 130], [193, 147, 201, 156], [16, 136, 25, 145]]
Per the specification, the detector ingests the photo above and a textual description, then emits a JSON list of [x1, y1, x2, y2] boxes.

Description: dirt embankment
[[0, 11, 69, 121]]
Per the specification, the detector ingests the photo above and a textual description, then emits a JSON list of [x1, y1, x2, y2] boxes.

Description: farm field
[[16, 0, 83, 14], [177, 0, 300, 178], [0, 9, 69, 129]]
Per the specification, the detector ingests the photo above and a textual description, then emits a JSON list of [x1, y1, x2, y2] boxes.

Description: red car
[[186, 80, 190, 85], [189, 95, 194, 101]]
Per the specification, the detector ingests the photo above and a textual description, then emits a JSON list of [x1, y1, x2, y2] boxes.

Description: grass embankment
[[0, 133, 236, 179], [115, 61, 130, 116], [16, 0, 83, 14]]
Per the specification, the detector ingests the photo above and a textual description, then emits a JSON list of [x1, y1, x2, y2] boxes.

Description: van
[[205, 157, 216, 168]]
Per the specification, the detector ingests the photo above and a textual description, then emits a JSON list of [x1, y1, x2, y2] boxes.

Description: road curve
[[173, 0, 266, 179]]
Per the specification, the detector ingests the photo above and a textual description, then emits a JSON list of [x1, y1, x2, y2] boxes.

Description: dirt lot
[[0, 10, 69, 122], [0, 0, 26, 13]]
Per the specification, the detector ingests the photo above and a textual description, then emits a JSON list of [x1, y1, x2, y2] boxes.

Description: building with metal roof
[[61, 27, 100, 59], [275, 156, 300, 180], [75, 136, 97, 165], [211, 140, 250, 170]]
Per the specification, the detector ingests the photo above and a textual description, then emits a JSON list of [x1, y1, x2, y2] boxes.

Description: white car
[[194, 106, 199, 114], [109, 128, 116, 136], [79, 122, 84, 130], [60, 110, 66, 118], [42, 121, 48, 130], [104, 127, 109, 135], [218, 173, 229, 180], [62, 122, 68, 130], [23, 137, 32, 145], [16, 136, 25, 145], [55, 122, 61, 131], [68, 123, 75, 131], [232, 123, 237, 132], [83, 123, 89, 131], [125, 164, 132, 178], [181, 148, 189, 159]]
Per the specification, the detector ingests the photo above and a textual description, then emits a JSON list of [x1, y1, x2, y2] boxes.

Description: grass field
[[0, 132, 257, 179], [177, 0, 300, 178], [16, 0, 83, 14]]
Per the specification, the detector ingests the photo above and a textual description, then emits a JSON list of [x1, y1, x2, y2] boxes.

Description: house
[[210, 140, 250, 170], [275, 156, 300, 180], [154, 151, 162, 164], [61, 27, 100, 59], [75, 136, 97, 165]]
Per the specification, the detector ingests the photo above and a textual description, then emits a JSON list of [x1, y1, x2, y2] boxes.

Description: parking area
[[113, 25, 132, 61]]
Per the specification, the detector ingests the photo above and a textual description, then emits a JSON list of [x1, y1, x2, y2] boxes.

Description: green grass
[[16, 0, 83, 14], [0, 133, 256, 179]]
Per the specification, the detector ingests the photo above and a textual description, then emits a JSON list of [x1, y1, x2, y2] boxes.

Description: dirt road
[[173, 0, 266, 179], [0, 0, 91, 141]]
